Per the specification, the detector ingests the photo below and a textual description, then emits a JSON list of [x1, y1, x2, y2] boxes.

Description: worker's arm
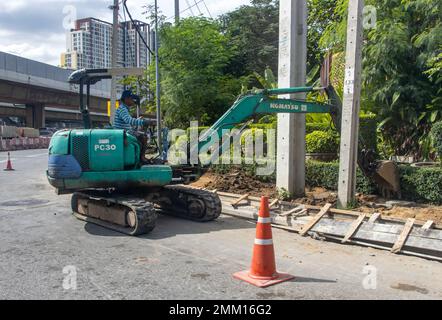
[[116, 107, 146, 127]]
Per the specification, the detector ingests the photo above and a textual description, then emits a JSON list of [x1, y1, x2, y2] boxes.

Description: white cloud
[[0, 0, 251, 66]]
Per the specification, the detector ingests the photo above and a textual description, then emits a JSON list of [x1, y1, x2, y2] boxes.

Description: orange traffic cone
[[233, 196, 294, 288], [4, 152, 15, 171]]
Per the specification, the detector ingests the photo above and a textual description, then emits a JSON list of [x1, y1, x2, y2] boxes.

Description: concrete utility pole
[[155, 0, 162, 155], [277, 0, 308, 197], [110, 0, 119, 125], [337, 0, 365, 208], [175, 0, 180, 24]]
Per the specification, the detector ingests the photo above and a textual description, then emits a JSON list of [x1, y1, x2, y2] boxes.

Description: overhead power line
[[166, 0, 210, 21]]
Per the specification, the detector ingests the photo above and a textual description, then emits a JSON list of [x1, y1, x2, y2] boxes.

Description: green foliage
[[277, 188, 292, 201], [319, 0, 442, 160], [220, 0, 280, 76], [306, 131, 339, 154], [305, 161, 442, 204], [307, 0, 340, 70], [431, 121, 442, 162], [306, 123, 331, 134], [305, 161, 377, 195], [158, 17, 240, 128], [359, 114, 378, 153], [399, 165, 442, 203]]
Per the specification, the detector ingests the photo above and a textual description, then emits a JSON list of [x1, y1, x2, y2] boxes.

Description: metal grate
[[72, 135, 89, 170]]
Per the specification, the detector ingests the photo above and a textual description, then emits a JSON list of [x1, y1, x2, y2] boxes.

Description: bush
[[305, 161, 442, 204], [305, 161, 377, 195], [306, 123, 332, 134], [431, 121, 442, 163], [306, 131, 339, 154], [399, 165, 442, 203]]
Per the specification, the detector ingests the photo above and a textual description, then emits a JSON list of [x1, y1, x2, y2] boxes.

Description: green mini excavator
[[47, 69, 399, 236]]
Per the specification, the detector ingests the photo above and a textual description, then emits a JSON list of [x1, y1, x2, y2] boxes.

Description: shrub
[[305, 161, 442, 204], [399, 165, 442, 203], [306, 131, 339, 154], [210, 161, 442, 204], [306, 123, 332, 134], [305, 160, 377, 195], [431, 121, 442, 163], [359, 114, 378, 153]]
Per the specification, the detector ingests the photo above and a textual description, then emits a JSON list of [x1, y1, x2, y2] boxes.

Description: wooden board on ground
[[300, 203, 332, 236], [342, 213, 367, 243], [391, 218, 415, 254], [218, 193, 442, 261]]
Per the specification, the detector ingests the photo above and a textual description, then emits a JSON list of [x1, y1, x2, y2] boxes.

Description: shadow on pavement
[[83, 214, 254, 239], [291, 276, 337, 284]]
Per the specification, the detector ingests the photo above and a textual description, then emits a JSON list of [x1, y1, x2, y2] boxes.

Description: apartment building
[[60, 18, 150, 70]]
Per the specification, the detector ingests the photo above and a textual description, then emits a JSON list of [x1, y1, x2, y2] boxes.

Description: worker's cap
[[120, 90, 139, 101]]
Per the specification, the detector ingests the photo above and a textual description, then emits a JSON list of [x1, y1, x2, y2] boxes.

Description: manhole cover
[[1, 199, 50, 207]]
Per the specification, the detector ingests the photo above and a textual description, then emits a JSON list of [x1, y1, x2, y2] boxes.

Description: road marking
[[26, 153, 48, 158]]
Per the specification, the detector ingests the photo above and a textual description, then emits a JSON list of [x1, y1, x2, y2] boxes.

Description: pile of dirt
[[191, 168, 277, 198], [192, 168, 442, 225]]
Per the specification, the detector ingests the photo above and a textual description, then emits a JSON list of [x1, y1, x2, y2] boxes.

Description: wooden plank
[[218, 192, 442, 229], [391, 218, 416, 254], [269, 199, 279, 208], [220, 204, 442, 259], [368, 212, 381, 223], [293, 209, 308, 217], [422, 221, 434, 230], [230, 194, 249, 207], [279, 206, 304, 217], [300, 203, 332, 236], [342, 213, 367, 243]]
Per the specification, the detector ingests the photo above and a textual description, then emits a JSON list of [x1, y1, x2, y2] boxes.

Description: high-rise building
[[121, 21, 151, 68], [60, 18, 150, 70]]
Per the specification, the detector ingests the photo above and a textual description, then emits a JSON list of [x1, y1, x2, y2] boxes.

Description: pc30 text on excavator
[[46, 68, 400, 236]]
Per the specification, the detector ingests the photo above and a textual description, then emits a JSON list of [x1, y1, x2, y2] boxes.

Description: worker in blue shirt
[[114, 90, 155, 163]]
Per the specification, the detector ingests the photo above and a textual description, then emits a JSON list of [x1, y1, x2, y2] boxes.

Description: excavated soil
[[192, 168, 442, 225]]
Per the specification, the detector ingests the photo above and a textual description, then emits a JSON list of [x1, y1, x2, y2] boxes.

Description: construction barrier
[[16, 127, 40, 138], [0, 126, 18, 138], [0, 137, 50, 152]]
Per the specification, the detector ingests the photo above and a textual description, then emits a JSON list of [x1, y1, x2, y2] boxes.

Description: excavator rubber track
[[154, 185, 222, 222], [71, 191, 158, 236]]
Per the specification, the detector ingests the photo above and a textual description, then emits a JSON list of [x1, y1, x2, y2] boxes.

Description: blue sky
[[0, 0, 250, 66]]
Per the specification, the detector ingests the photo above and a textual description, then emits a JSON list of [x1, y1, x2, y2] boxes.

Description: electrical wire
[[192, 0, 203, 15], [123, 0, 155, 57], [165, 0, 206, 21], [201, 0, 212, 18]]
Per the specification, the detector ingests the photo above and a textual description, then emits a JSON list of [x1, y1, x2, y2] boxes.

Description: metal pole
[[337, 0, 364, 208], [276, 0, 308, 197], [154, 0, 162, 155], [175, 0, 180, 24], [110, 0, 119, 125]]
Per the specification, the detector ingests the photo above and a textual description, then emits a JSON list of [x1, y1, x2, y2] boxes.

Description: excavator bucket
[[373, 161, 401, 198]]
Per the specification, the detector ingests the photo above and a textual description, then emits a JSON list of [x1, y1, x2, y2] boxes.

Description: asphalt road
[[0, 149, 441, 300]]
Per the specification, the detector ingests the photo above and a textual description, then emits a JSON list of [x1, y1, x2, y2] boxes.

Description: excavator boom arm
[[198, 86, 338, 148]]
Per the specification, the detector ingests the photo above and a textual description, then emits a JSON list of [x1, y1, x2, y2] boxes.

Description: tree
[[158, 17, 241, 128], [319, 0, 442, 159], [307, 0, 340, 71], [220, 0, 280, 77]]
